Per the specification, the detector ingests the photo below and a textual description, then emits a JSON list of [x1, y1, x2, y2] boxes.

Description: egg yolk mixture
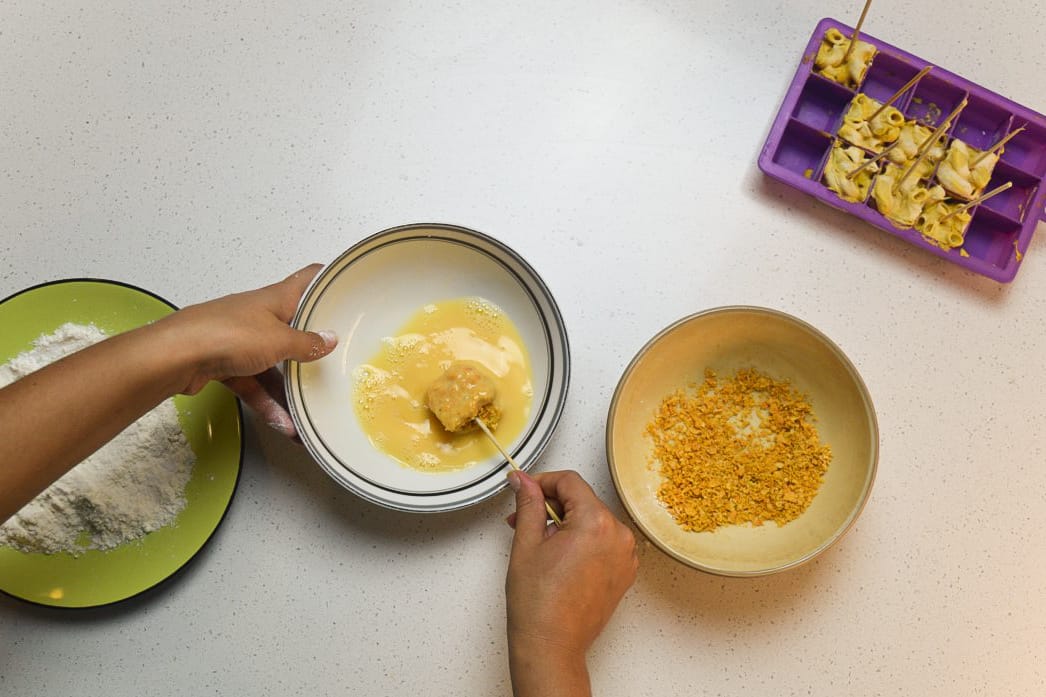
[[352, 297, 533, 473]]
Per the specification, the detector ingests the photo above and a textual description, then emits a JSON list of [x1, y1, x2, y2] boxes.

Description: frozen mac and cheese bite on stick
[[426, 362, 502, 434]]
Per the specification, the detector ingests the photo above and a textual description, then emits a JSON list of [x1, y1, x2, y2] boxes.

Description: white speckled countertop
[[3, 1, 1046, 695]]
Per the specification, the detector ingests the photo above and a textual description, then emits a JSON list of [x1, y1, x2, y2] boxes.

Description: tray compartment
[[1000, 119, 1046, 178], [860, 52, 922, 110], [822, 140, 877, 205], [791, 75, 854, 132], [771, 119, 833, 179], [979, 162, 1039, 222], [906, 74, 967, 128], [865, 171, 936, 228], [963, 207, 1022, 269], [952, 94, 1013, 151]]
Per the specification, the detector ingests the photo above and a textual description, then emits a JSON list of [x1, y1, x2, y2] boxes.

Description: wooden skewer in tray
[[846, 138, 903, 180], [867, 65, 932, 123], [841, 0, 874, 63], [893, 98, 968, 193], [971, 127, 1025, 168], [939, 182, 1014, 224]]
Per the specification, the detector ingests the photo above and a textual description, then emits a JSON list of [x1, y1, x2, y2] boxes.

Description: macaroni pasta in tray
[[758, 17, 1046, 283]]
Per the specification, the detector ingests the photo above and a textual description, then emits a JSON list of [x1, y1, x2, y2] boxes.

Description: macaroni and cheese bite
[[936, 139, 999, 201], [823, 142, 875, 203], [426, 362, 501, 434], [815, 28, 876, 88]]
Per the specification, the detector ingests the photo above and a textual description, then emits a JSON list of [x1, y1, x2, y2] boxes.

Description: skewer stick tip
[[842, 0, 874, 62]]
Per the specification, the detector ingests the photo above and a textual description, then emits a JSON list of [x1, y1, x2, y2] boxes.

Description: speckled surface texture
[[2, 1, 1046, 695]]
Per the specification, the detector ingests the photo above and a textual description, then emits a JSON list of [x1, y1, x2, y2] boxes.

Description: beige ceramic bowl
[[606, 307, 878, 576]]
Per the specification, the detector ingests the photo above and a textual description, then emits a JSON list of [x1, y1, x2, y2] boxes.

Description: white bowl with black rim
[[285, 223, 570, 513]]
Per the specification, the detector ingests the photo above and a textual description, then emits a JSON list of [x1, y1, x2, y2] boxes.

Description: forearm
[[508, 635, 591, 697], [0, 265, 335, 525], [504, 471, 638, 696], [0, 318, 198, 523]]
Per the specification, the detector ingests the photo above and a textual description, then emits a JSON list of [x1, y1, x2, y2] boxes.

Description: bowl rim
[[605, 305, 879, 577], [284, 222, 572, 513]]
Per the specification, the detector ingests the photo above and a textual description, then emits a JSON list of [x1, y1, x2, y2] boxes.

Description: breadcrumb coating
[[646, 368, 832, 533]]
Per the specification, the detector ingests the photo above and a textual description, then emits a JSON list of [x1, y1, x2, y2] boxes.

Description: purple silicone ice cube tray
[[758, 17, 1046, 283]]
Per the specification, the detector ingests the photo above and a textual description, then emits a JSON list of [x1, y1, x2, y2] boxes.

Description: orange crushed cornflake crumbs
[[645, 368, 831, 533]]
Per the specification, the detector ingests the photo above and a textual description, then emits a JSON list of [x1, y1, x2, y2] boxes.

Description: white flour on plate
[[0, 322, 196, 555]]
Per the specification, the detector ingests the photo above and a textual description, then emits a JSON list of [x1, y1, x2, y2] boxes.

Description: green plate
[[0, 279, 243, 608]]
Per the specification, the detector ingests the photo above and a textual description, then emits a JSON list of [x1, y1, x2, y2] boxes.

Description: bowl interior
[[608, 307, 877, 575], [288, 225, 569, 512]]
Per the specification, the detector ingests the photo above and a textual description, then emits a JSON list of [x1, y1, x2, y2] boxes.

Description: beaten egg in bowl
[[353, 297, 533, 472]]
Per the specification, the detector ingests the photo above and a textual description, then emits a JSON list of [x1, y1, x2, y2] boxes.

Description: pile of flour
[[0, 322, 196, 555]]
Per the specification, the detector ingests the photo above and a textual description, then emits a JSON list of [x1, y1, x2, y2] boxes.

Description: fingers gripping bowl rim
[[606, 306, 879, 577], [284, 223, 571, 513]]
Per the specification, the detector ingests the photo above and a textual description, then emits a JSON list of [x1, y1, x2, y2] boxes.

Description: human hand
[[158, 264, 336, 437], [0, 264, 337, 522], [505, 470, 638, 697]]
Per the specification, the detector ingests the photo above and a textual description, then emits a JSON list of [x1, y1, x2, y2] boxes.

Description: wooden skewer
[[894, 97, 968, 192], [846, 138, 903, 180], [939, 181, 1013, 223], [868, 66, 932, 123], [842, 0, 874, 63], [475, 418, 563, 526], [970, 127, 1025, 168]]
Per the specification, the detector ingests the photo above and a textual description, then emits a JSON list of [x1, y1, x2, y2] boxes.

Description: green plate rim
[[0, 277, 244, 610]]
